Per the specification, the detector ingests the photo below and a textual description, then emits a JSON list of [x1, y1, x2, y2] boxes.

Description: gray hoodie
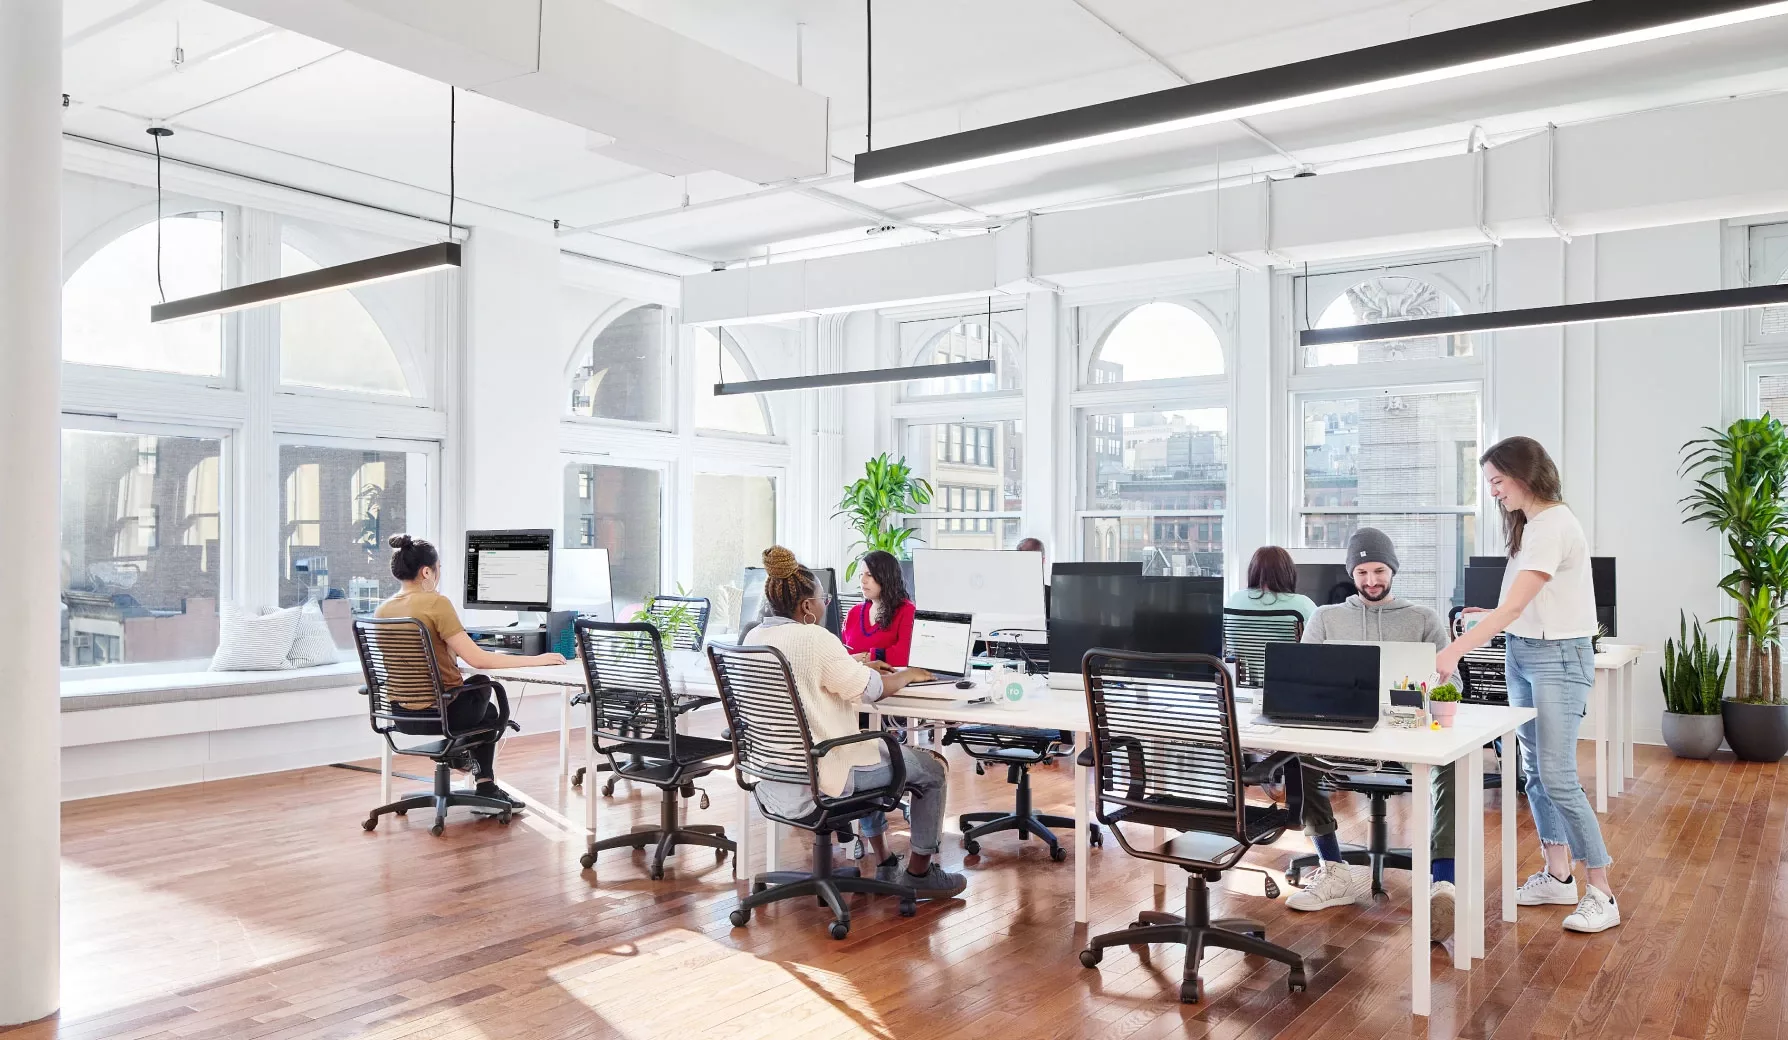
[[1303, 594, 1449, 650]]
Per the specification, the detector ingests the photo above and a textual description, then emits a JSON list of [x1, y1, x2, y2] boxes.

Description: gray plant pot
[[1661, 711, 1725, 760], [1721, 699, 1788, 762]]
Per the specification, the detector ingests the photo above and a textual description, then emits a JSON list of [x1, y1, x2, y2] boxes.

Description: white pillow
[[286, 601, 343, 668], [210, 603, 302, 671]]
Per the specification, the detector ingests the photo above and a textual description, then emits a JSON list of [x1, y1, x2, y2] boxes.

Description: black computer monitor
[[464, 529, 553, 612], [1463, 563, 1503, 609], [1052, 562, 1143, 579], [1593, 557, 1616, 636], [1464, 556, 1616, 634], [1048, 573, 1222, 677], [1295, 563, 1355, 606], [739, 565, 842, 637]]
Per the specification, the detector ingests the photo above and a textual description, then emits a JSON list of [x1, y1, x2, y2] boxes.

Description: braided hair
[[762, 545, 819, 619]]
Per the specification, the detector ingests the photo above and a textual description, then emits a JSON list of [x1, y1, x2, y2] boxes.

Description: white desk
[[1592, 644, 1643, 813]]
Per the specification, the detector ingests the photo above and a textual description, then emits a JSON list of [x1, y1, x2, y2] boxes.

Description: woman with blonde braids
[[747, 546, 968, 898]]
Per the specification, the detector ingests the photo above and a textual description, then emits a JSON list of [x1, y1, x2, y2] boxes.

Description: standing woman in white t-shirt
[[1436, 436, 1618, 934]]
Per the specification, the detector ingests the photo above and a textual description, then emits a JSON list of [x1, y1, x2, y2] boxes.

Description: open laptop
[[1257, 642, 1381, 731], [895, 610, 980, 699]]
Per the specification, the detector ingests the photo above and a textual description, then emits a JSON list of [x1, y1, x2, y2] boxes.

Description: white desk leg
[[1608, 668, 1625, 797], [734, 779, 754, 884], [1075, 730, 1091, 925], [1151, 826, 1167, 888], [380, 740, 392, 806], [1623, 663, 1637, 781], [1592, 675, 1609, 814], [584, 735, 598, 845], [1467, 747, 1486, 959], [1503, 728, 1519, 924], [558, 684, 571, 781], [1411, 762, 1432, 1016], [1452, 754, 1469, 967]]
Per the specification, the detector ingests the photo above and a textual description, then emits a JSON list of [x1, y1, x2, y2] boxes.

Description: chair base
[[957, 764, 1102, 859], [1081, 875, 1306, 1004], [1287, 846, 1412, 895], [363, 761, 514, 837], [579, 782, 734, 879], [729, 832, 917, 939]]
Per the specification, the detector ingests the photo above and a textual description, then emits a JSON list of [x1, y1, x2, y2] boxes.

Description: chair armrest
[[444, 678, 512, 733], [811, 730, 906, 808], [1241, 750, 1299, 786]]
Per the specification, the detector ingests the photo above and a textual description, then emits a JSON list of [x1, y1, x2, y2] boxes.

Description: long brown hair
[[1480, 436, 1563, 557], [1245, 545, 1298, 596], [859, 550, 909, 629], [761, 545, 819, 618]]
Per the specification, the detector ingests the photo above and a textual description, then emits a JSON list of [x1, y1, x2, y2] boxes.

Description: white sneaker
[[1562, 885, 1620, 933], [1429, 881, 1456, 943], [1286, 861, 1367, 911], [1516, 870, 1578, 906]]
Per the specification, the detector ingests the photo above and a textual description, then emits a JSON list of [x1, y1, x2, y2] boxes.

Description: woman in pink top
[[842, 550, 916, 666]]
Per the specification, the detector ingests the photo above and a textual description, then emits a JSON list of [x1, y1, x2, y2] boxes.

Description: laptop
[[1257, 642, 1381, 732], [897, 610, 979, 699]]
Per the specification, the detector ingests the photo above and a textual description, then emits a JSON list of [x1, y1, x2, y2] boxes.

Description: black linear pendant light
[[150, 87, 465, 324], [852, 0, 1788, 186], [714, 298, 999, 395], [1300, 284, 1788, 348]]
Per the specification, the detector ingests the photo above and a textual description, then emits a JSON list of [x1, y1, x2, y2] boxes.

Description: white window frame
[[1289, 250, 1490, 378], [562, 301, 678, 434]]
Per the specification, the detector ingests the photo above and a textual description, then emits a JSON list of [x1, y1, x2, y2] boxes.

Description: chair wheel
[[716, 847, 729, 861], [1079, 948, 1103, 968], [1180, 980, 1203, 1004], [579, 851, 596, 869], [362, 817, 377, 831], [899, 900, 916, 917], [497, 812, 512, 825], [649, 864, 665, 881], [1288, 969, 1308, 993], [1089, 826, 1103, 847], [429, 822, 444, 837], [602, 778, 618, 797], [828, 921, 850, 940], [729, 908, 751, 927], [1050, 844, 1067, 862], [963, 839, 981, 855], [394, 808, 407, 816]]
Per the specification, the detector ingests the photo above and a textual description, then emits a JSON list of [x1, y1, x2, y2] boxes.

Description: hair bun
[[388, 534, 414, 550], [762, 545, 800, 580]]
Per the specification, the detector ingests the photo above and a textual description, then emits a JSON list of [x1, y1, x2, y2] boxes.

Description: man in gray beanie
[[1286, 528, 1458, 944]]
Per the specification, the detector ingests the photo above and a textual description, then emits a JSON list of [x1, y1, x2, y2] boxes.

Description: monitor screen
[[1262, 642, 1380, 721], [1052, 562, 1143, 579], [738, 565, 842, 637], [908, 610, 975, 675], [1295, 563, 1355, 605], [1048, 573, 1223, 675], [1463, 564, 1503, 610], [553, 547, 612, 615], [465, 529, 553, 611], [912, 548, 1046, 636]]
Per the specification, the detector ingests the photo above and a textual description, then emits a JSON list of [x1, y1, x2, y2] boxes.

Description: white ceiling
[[60, 0, 1788, 276]]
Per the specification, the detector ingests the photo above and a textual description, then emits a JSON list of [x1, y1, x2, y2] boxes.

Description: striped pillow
[[286, 601, 342, 668], [210, 603, 302, 671]]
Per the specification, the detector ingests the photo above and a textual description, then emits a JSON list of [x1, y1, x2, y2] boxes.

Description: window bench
[[61, 660, 367, 712]]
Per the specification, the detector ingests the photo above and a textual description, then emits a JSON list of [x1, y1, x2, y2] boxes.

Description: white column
[[0, 0, 64, 1024], [1021, 291, 1059, 551]]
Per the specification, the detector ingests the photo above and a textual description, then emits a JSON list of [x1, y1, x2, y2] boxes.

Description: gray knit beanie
[[1345, 527, 1400, 574]]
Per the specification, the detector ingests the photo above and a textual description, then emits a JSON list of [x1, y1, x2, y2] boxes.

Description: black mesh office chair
[[1078, 648, 1307, 1005], [708, 642, 918, 939], [944, 726, 1101, 859], [1221, 608, 1305, 688], [354, 617, 519, 836], [574, 620, 735, 879], [572, 594, 717, 791]]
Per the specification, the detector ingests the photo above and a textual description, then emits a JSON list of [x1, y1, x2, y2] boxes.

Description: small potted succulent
[[1428, 682, 1462, 728]]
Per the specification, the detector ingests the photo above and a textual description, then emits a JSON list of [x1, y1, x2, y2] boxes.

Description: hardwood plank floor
[[6, 733, 1785, 1040]]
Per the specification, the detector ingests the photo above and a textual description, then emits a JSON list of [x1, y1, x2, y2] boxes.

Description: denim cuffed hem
[[857, 811, 887, 839], [1302, 822, 1339, 838], [907, 842, 940, 857]]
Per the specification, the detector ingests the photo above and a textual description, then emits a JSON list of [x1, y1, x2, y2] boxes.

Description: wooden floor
[[7, 732, 1786, 1040]]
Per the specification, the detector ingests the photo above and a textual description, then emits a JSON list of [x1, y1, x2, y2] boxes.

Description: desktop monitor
[[1464, 556, 1616, 635], [1593, 557, 1617, 636], [1047, 573, 1223, 683], [1295, 563, 1355, 606], [912, 548, 1047, 638], [464, 529, 553, 612], [552, 546, 613, 620], [1052, 562, 1143, 579], [738, 565, 842, 638]]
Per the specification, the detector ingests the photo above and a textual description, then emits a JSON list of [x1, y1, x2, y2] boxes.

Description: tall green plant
[[835, 453, 933, 579], [1681, 414, 1788, 704], [1661, 611, 1730, 716]]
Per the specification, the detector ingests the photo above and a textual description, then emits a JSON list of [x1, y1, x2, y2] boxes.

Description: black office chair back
[[645, 594, 710, 652], [574, 619, 683, 760], [1082, 649, 1250, 862], [353, 617, 449, 734], [1221, 608, 1304, 688], [705, 642, 820, 792]]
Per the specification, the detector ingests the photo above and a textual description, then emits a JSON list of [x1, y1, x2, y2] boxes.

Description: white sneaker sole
[[1286, 893, 1356, 912], [1517, 890, 1579, 906], [1563, 913, 1620, 933]]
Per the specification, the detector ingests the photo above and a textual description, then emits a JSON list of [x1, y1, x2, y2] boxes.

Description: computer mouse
[[955, 679, 976, 690]]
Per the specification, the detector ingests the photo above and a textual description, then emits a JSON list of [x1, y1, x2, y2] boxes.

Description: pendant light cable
[[147, 126, 173, 304], [864, 0, 873, 152], [447, 86, 457, 233]]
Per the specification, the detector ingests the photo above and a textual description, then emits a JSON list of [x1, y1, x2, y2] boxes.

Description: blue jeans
[[849, 745, 948, 856], [1505, 634, 1612, 869]]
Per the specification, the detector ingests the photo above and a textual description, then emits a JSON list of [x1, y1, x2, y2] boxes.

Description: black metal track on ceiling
[[150, 242, 460, 323]]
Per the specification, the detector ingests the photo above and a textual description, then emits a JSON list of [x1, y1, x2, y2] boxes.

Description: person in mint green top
[[1226, 546, 1317, 625]]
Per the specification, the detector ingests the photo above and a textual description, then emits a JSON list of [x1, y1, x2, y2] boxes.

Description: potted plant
[[631, 586, 702, 669], [1659, 612, 1729, 759], [834, 453, 934, 580], [1682, 416, 1788, 761], [1428, 682, 1461, 728]]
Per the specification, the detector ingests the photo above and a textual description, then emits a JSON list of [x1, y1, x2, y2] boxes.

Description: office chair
[[354, 617, 519, 836], [1220, 608, 1304, 688], [574, 620, 735, 879], [1078, 648, 1307, 1005], [708, 642, 918, 939], [572, 594, 717, 791], [944, 726, 1101, 859]]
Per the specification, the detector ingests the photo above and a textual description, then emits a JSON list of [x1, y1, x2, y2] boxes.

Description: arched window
[[693, 328, 772, 436], [904, 319, 1023, 397], [1311, 276, 1471, 367], [570, 304, 667, 423], [63, 214, 224, 376], [278, 243, 409, 395], [1088, 301, 1224, 383]]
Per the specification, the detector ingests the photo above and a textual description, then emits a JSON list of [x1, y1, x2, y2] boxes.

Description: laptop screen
[[909, 610, 975, 676], [1262, 643, 1380, 721]]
